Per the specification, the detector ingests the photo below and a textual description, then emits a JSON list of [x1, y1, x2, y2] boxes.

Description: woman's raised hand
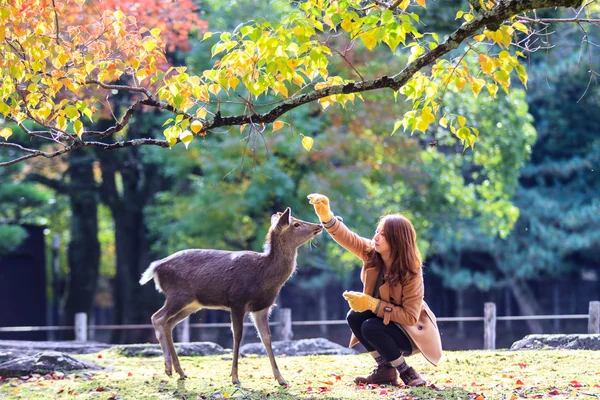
[[307, 193, 335, 223]]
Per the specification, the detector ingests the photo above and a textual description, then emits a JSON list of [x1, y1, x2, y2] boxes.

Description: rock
[[113, 342, 228, 357], [510, 334, 600, 350], [0, 351, 102, 377], [240, 338, 358, 357], [0, 340, 111, 355]]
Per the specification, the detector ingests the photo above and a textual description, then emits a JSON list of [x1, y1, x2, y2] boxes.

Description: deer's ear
[[276, 207, 291, 229]]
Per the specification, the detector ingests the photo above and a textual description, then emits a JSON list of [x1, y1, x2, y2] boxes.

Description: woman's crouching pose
[[308, 193, 442, 387]]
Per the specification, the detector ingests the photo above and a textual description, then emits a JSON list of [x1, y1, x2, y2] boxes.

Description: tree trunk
[[63, 149, 101, 339], [509, 279, 544, 334], [96, 111, 169, 343]]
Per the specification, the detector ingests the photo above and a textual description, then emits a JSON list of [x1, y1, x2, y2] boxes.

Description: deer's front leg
[[230, 307, 245, 385], [252, 308, 287, 386]]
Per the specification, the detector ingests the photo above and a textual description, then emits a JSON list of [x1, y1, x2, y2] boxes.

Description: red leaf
[[379, 389, 389, 395], [548, 389, 560, 395], [445, 379, 452, 383], [515, 379, 524, 385], [96, 387, 105, 392], [335, 374, 341, 380], [97, 354, 103, 359], [306, 386, 313, 392], [475, 396, 485, 400], [569, 380, 581, 388], [127, 372, 133, 377], [594, 384, 600, 388], [518, 363, 527, 368]]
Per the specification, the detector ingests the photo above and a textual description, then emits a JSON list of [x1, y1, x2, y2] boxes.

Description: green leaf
[[65, 105, 79, 121]]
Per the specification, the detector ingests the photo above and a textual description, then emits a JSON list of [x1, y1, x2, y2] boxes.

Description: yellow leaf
[[0, 25, 5, 42], [457, 115, 466, 127], [272, 121, 285, 132], [439, 117, 448, 128], [74, 119, 83, 139], [240, 124, 247, 134], [202, 32, 213, 41], [513, 22, 528, 34], [473, 34, 485, 42], [360, 32, 377, 51], [167, 136, 177, 148], [150, 28, 161, 38], [143, 41, 156, 52], [415, 0, 426, 8], [0, 127, 12, 140], [302, 136, 314, 152], [485, 83, 498, 99], [190, 120, 203, 134], [179, 130, 193, 149]]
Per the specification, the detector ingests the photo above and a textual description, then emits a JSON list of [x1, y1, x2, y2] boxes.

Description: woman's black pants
[[346, 310, 413, 362]]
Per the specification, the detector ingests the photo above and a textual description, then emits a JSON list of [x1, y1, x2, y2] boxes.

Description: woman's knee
[[360, 317, 384, 338], [346, 310, 364, 328]]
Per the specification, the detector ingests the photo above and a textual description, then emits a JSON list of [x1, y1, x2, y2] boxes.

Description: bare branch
[[85, 80, 153, 98], [51, 0, 60, 44], [516, 16, 600, 23]]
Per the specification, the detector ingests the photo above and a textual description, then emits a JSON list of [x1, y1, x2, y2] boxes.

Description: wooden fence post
[[484, 302, 496, 350], [589, 301, 600, 334], [279, 308, 293, 341], [75, 313, 87, 342], [176, 317, 190, 342]]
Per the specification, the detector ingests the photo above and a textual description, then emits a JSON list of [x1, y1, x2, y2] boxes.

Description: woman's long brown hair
[[365, 214, 422, 288]]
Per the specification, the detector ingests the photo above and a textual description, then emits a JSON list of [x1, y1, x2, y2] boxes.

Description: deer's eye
[[294, 222, 301, 228]]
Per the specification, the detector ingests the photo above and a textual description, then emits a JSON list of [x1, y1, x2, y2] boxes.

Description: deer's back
[[154, 249, 280, 310]]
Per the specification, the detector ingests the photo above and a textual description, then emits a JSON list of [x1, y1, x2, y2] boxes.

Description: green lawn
[[1, 350, 600, 399]]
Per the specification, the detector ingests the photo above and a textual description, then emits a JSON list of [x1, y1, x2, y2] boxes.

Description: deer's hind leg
[[152, 299, 195, 378], [164, 304, 199, 379], [230, 307, 246, 385], [252, 308, 287, 386]]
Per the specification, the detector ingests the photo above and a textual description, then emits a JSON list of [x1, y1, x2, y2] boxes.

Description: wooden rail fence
[[1, 301, 598, 350]]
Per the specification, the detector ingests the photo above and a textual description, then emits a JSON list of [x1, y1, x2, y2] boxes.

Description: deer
[[139, 207, 322, 386]]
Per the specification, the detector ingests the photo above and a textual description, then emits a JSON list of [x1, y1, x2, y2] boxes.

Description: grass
[[1, 349, 600, 399]]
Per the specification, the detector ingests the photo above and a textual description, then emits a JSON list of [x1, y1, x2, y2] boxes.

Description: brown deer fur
[[139, 208, 322, 385]]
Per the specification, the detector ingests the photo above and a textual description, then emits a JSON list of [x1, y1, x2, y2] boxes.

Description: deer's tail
[[139, 261, 163, 292]]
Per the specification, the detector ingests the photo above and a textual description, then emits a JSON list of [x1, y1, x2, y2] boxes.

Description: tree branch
[[0, 0, 585, 166], [516, 15, 600, 23], [85, 80, 153, 99]]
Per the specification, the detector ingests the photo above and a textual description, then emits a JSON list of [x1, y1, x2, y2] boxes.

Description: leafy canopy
[[0, 0, 588, 166]]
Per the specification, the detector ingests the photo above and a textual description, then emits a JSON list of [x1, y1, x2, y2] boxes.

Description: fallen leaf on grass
[[518, 363, 527, 368], [515, 379, 524, 385]]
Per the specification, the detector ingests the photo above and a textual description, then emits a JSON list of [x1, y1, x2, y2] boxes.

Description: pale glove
[[343, 291, 380, 313], [307, 193, 335, 223]]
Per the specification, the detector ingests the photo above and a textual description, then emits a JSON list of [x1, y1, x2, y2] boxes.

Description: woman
[[308, 193, 442, 387]]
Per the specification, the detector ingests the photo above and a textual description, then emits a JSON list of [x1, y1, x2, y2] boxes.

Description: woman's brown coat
[[327, 218, 443, 366]]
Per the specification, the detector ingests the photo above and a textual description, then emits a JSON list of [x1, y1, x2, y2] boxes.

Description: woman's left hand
[[343, 291, 380, 313]]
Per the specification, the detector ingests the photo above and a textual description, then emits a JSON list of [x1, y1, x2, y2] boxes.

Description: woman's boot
[[354, 363, 398, 385], [399, 366, 426, 387]]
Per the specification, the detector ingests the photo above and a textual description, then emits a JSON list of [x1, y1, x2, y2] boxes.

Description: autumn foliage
[[0, 0, 591, 166]]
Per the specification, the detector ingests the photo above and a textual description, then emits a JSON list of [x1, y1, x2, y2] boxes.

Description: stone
[[240, 338, 358, 357], [510, 334, 600, 350], [0, 351, 102, 377], [113, 342, 228, 357], [0, 340, 111, 355]]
